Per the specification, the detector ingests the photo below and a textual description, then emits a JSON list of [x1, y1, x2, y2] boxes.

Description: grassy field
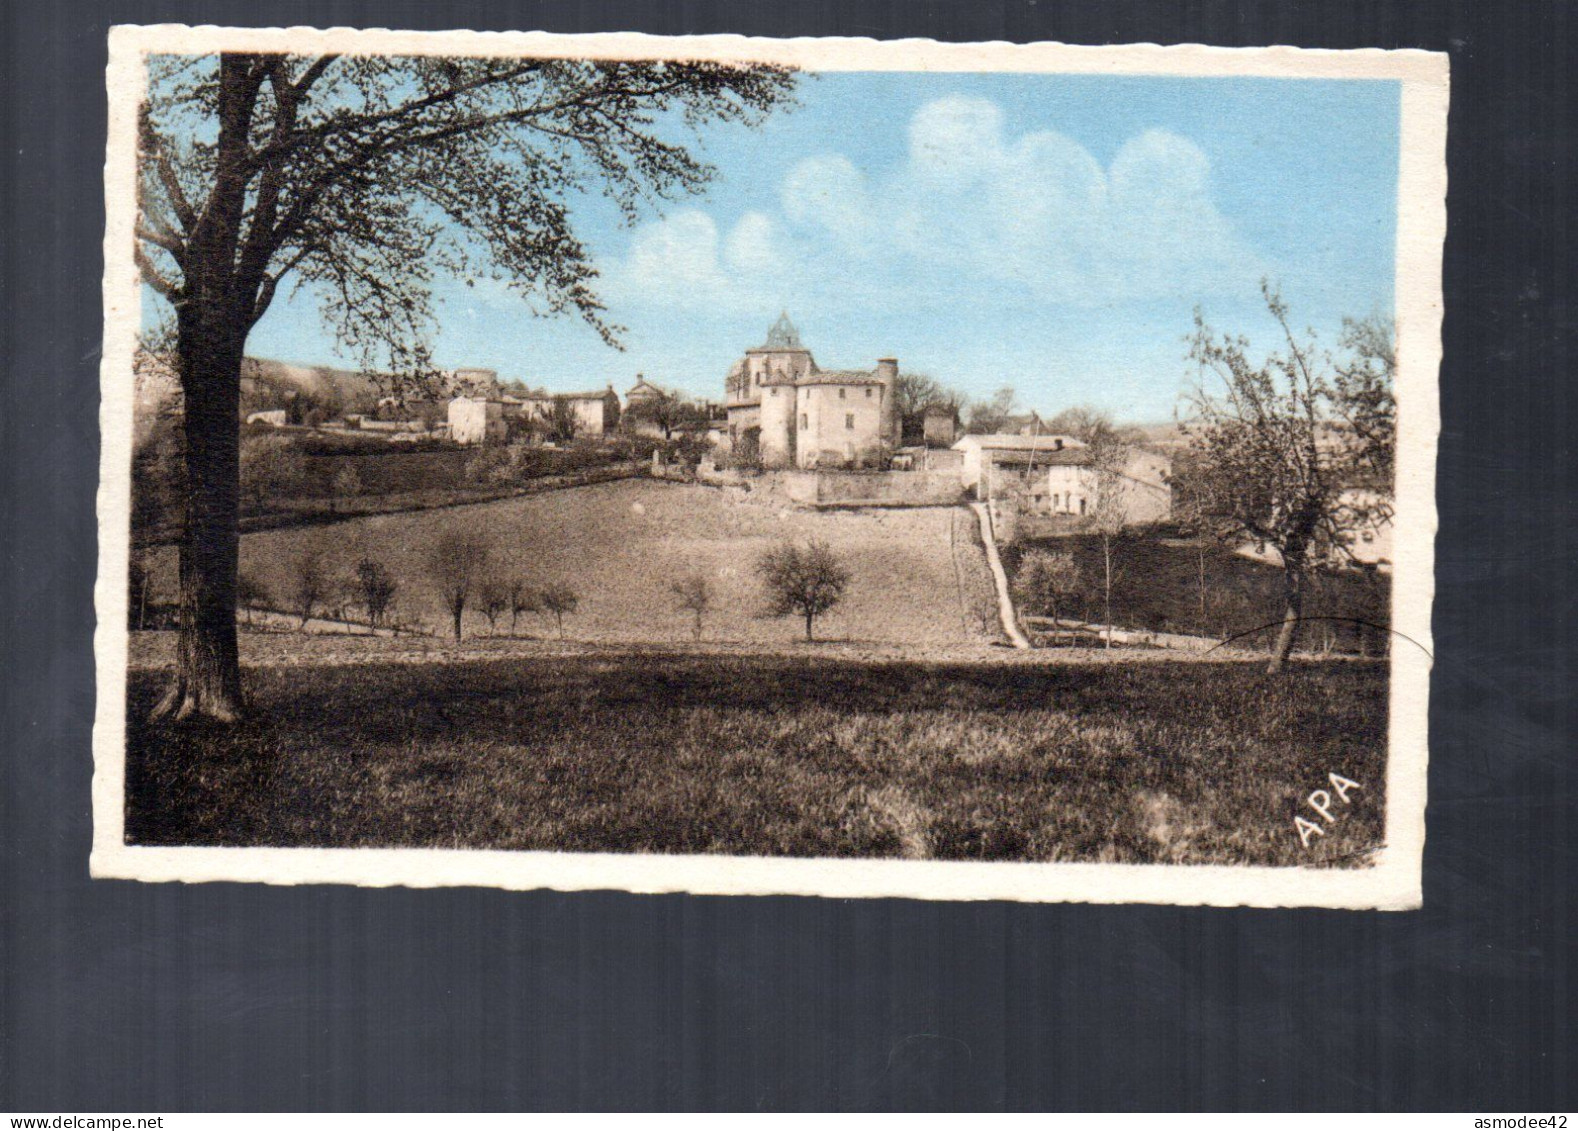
[[125, 654, 1387, 867], [1004, 532, 1391, 653], [144, 479, 1002, 648]]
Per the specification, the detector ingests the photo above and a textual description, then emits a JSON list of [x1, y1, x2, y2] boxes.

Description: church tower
[[741, 313, 815, 467]]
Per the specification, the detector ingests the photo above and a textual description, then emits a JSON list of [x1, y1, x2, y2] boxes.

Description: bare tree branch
[[134, 242, 181, 302]]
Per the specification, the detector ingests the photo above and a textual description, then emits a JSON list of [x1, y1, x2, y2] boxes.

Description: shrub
[[1012, 548, 1086, 647], [331, 463, 364, 506], [508, 580, 539, 635], [240, 433, 307, 510], [476, 576, 512, 636]]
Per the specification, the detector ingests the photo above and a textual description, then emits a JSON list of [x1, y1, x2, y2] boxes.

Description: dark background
[[3, 0, 1572, 1112]]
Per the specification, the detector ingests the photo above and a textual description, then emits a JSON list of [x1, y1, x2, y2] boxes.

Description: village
[[129, 311, 1392, 660], [234, 312, 1180, 531]]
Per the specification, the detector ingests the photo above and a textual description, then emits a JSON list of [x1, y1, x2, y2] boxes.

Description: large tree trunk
[[1268, 556, 1305, 674], [152, 315, 246, 723], [149, 56, 266, 724]]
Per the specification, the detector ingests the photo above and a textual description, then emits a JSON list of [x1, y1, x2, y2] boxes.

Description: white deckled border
[[92, 27, 1447, 908]]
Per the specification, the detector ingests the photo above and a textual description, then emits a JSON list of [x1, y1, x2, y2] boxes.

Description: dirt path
[[970, 502, 1032, 649]]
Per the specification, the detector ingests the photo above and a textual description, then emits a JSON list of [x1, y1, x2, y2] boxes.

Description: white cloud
[[723, 211, 779, 274], [603, 97, 1262, 314], [889, 99, 1262, 302], [623, 210, 728, 292], [907, 97, 1005, 184], [781, 154, 873, 242], [605, 210, 792, 313]]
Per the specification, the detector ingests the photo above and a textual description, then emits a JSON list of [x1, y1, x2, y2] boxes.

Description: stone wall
[[762, 469, 965, 507], [694, 463, 966, 507]]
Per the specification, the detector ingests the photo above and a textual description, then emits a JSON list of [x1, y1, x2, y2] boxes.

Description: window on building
[[865, 388, 873, 398], [839, 387, 847, 399], [845, 413, 855, 430], [801, 413, 808, 430], [771, 387, 778, 397], [1079, 498, 1087, 515]]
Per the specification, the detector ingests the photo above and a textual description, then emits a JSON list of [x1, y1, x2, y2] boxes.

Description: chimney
[[876, 358, 899, 445]]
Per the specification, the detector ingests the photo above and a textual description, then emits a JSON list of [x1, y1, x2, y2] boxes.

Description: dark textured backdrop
[[3, 0, 1573, 1112]]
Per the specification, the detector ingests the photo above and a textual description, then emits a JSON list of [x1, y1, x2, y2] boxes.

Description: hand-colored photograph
[[93, 28, 1446, 906]]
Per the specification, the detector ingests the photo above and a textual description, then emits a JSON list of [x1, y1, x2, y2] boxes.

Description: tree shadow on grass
[[124, 654, 1389, 862]]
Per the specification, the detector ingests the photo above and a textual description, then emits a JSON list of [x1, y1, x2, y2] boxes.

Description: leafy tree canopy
[[138, 53, 799, 385]]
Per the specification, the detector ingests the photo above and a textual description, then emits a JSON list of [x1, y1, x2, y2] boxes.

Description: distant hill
[[240, 357, 388, 414], [1129, 421, 1196, 452], [136, 353, 481, 427]]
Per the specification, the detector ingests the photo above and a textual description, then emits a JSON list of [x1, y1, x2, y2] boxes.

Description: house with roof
[[952, 433, 1086, 496], [724, 313, 900, 469], [507, 386, 622, 438], [954, 433, 1172, 525], [1039, 445, 1172, 524], [624, 374, 667, 406]]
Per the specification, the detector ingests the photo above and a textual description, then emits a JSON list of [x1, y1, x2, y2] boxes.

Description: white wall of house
[[513, 395, 613, 437], [448, 397, 505, 445], [1043, 451, 1172, 524], [759, 382, 796, 467], [953, 435, 1084, 495], [796, 382, 885, 468]]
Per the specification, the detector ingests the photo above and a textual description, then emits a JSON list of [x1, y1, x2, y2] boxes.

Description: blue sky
[[232, 70, 1400, 423]]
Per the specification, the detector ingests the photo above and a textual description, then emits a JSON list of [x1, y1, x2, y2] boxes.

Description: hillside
[[139, 480, 1002, 648], [240, 356, 385, 411]]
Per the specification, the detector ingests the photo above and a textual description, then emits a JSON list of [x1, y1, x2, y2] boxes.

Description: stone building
[[952, 433, 1086, 496], [1039, 446, 1172, 524], [506, 387, 622, 438], [921, 405, 958, 448], [448, 396, 507, 445], [724, 313, 900, 469], [624, 374, 666, 406]]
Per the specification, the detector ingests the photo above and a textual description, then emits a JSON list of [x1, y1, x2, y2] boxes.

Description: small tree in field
[[425, 532, 491, 641], [354, 556, 397, 632], [1084, 434, 1135, 648], [331, 463, 363, 513], [670, 573, 713, 641], [758, 540, 850, 642], [1187, 282, 1396, 672], [508, 580, 538, 635], [288, 544, 328, 628], [476, 576, 511, 636], [235, 570, 270, 626], [240, 433, 306, 512], [1012, 549, 1085, 647], [538, 583, 580, 639]]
